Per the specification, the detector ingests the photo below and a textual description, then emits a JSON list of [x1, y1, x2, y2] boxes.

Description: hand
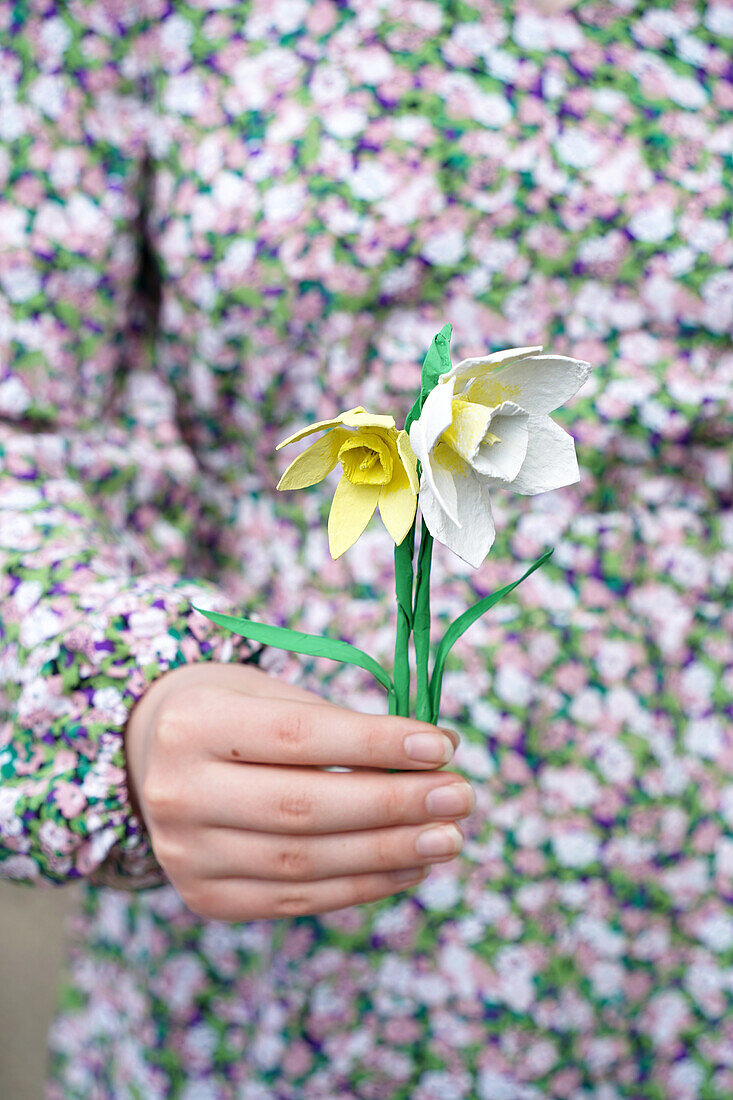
[[124, 662, 475, 921]]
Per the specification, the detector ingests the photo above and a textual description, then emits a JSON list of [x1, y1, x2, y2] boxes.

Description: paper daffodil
[[277, 407, 419, 559], [409, 346, 592, 568], [198, 325, 583, 728]]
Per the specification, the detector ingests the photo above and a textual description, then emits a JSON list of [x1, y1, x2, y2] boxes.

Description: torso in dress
[[4, 0, 732, 1096]]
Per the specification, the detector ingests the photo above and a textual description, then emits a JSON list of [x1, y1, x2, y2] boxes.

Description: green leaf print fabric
[[0, 0, 732, 1097]]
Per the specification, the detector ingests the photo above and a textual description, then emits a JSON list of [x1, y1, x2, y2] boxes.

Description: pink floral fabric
[[1, 0, 732, 1096]]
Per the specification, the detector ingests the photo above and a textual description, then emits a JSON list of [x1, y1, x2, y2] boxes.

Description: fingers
[[185, 821, 464, 882], [179, 867, 431, 922], [188, 685, 459, 770], [198, 762, 475, 833]]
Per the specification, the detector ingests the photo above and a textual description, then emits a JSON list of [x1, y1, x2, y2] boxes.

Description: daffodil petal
[[407, 418, 453, 525], [507, 415, 580, 495], [327, 476, 380, 559], [396, 430, 419, 494], [469, 401, 529, 482], [378, 460, 417, 546], [277, 428, 349, 490], [276, 407, 366, 450], [341, 409, 396, 431], [425, 444, 462, 527], [441, 400, 495, 464], [420, 467, 496, 569], [445, 346, 544, 384], [485, 355, 592, 416], [408, 418, 427, 465], [417, 376, 456, 451]]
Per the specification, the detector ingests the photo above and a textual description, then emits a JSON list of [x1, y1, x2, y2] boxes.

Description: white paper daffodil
[[408, 346, 592, 568], [277, 407, 419, 559]]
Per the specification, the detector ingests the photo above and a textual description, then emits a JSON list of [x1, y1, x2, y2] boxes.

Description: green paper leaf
[[428, 548, 554, 724], [404, 322, 453, 432], [193, 606, 396, 706]]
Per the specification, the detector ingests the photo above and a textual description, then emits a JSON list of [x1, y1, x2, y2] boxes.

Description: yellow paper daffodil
[[276, 407, 419, 559]]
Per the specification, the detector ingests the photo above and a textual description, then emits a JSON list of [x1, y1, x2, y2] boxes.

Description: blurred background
[[0, 883, 78, 1099]]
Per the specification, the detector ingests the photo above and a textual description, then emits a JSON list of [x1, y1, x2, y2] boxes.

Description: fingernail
[[439, 727, 461, 748], [390, 867, 428, 885], [404, 732, 454, 764], [425, 782, 475, 818], [416, 823, 463, 858]]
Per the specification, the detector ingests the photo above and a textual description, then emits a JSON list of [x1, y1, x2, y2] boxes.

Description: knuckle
[[275, 840, 313, 880], [274, 712, 309, 759], [154, 683, 220, 748], [363, 721, 382, 765], [277, 788, 315, 829], [180, 883, 226, 922], [141, 768, 188, 824], [273, 889, 313, 918], [382, 780, 403, 827], [151, 833, 186, 875], [154, 704, 187, 752], [372, 828, 391, 871], [140, 773, 173, 817]]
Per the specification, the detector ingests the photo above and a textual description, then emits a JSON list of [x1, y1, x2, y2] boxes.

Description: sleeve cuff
[[3, 574, 255, 889], [89, 577, 258, 890]]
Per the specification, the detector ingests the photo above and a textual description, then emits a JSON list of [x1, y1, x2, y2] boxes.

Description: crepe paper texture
[[408, 341, 592, 568], [193, 609, 397, 712], [196, 324, 591, 726], [276, 408, 418, 559]]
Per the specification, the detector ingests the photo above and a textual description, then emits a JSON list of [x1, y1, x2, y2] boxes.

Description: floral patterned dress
[[1, 0, 732, 1097]]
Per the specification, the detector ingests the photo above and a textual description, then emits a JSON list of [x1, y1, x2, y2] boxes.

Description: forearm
[[0, 424, 254, 888]]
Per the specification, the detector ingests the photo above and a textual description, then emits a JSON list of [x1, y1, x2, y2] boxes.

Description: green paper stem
[[428, 548, 553, 724], [413, 519, 434, 723], [193, 606, 397, 711], [392, 520, 415, 717], [404, 322, 453, 433]]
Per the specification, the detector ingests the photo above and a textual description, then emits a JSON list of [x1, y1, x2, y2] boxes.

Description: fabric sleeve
[[0, 420, 255, 890], [0, 15, 259, 891]]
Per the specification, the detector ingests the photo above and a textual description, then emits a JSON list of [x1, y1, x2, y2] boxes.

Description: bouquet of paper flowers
[[196, 324, 591, 725]]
